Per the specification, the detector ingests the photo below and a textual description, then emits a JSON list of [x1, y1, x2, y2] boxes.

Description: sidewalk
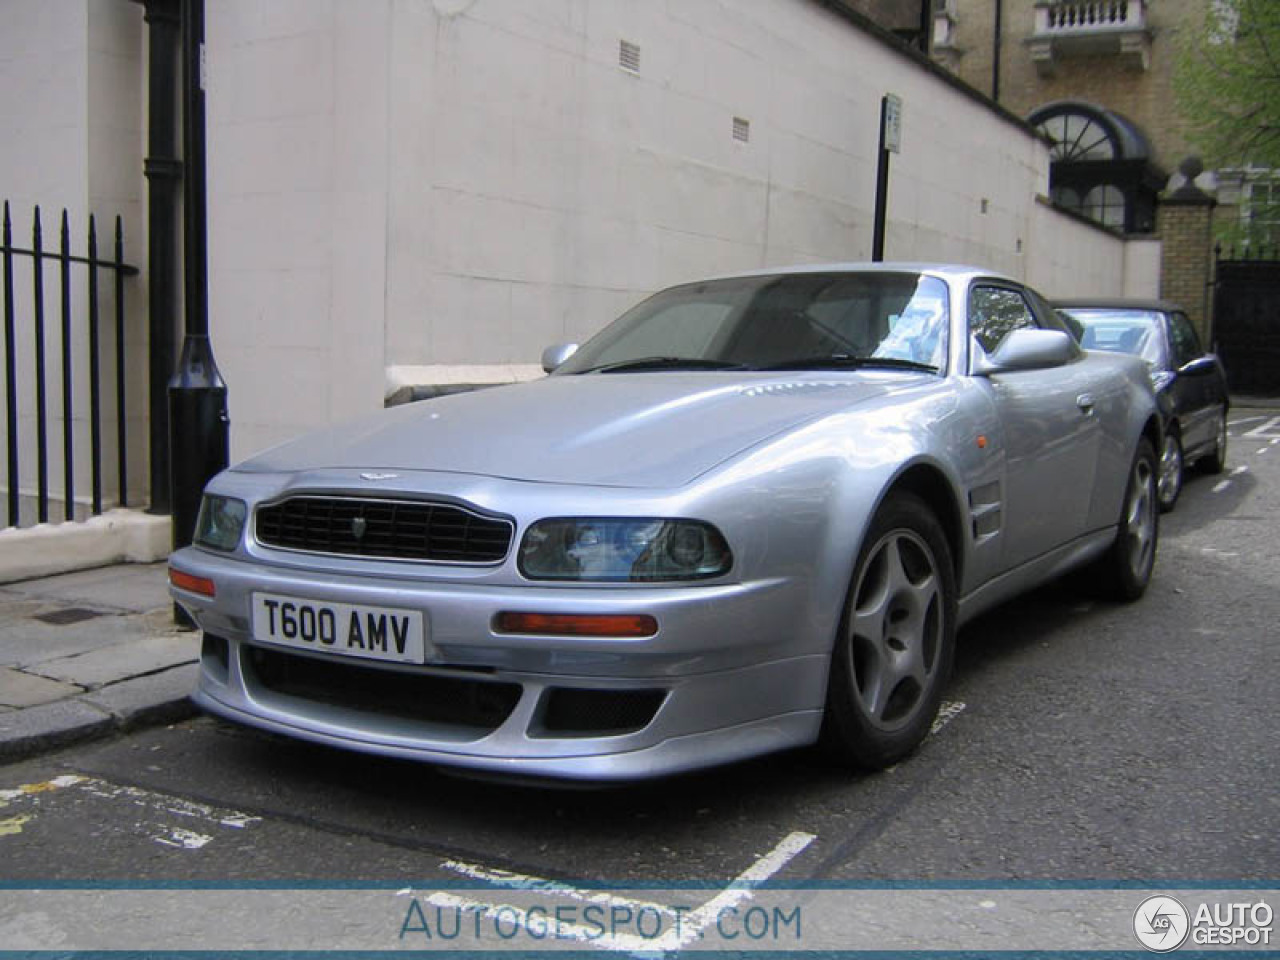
[[0, 562, 199, 764]]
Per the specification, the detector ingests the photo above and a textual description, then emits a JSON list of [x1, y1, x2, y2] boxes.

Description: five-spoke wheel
[[822, 493, 956, 770]]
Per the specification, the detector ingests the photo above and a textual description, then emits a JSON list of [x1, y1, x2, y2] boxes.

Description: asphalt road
[[2, 411, 1277, 896]]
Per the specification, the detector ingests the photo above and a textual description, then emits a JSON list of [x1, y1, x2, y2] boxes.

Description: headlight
[[519, 518, 732, 582], [194, 495, 247, 552]]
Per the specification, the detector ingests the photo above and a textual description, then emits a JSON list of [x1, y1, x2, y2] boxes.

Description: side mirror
[[972, 329, 1075, 376], [1178, 355, 1216, 377], [541, 343, 579, 373]]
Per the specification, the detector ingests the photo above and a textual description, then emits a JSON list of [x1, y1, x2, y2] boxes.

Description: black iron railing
[[1, 201, 139, 529]]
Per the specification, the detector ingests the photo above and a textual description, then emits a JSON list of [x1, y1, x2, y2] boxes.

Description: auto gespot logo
[[1134, 895, 1274, 951]]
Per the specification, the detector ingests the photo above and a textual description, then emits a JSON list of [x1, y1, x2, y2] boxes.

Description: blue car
[[1056, 299, 1229, 511]]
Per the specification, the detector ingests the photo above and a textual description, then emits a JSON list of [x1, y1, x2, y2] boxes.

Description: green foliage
[[1176, 0, 1280, 170]]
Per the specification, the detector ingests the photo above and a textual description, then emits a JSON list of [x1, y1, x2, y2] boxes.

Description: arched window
[[1036, 112, 1116, 162], [1028, 101, 1163, 234]]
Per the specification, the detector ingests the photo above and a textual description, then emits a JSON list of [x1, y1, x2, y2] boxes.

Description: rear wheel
[[1201, 409, 1229, 474], [1157, 430, 1183, 512], [821, 493, 956, 770], [1091, 436, 1158, 601]]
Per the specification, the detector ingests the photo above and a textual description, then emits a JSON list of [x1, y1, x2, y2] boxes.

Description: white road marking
[[0, 774, 259, 850], [1214, 465, 1249, 493], [0, 774, 86, 804], [1228, 415, 1267, 427], [1200, 547, 1240, 559], [154, 827, 213, 850], [1243, 416, 1280, 438], [441, 859, 678, 917], [410, 830, 818, 955], [930, 700, 967, 735]]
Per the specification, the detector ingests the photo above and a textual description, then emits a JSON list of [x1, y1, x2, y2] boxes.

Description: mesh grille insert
[[246, 647, 521, 732], [255, 496, 512, 564], [538, 688, 666, 737]]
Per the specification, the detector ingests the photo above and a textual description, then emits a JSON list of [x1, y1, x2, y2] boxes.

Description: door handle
[[1076, 393, 1095, 414]]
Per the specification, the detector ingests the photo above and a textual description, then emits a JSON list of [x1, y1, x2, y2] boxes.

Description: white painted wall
[[2, 0, 1159, 477], [1025, 198, 1129, 298], [204, 0, 1157, 462], [205, 0, 389, 460]]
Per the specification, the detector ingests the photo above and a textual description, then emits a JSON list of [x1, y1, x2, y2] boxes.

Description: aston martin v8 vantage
[[170, 264, 1162, 781]]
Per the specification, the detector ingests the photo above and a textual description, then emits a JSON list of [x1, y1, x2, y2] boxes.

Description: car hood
[[235, 372, 912, 488]]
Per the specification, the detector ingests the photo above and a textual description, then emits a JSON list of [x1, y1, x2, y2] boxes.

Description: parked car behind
[[1055, 299, 1229, 511], [170, 265, 1163, 783]]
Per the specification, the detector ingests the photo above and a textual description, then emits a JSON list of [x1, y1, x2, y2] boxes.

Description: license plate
[[251, 593, 427, 664]]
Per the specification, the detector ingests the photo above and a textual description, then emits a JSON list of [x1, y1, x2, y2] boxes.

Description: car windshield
[[1061, 308, 1166, 367], [555, 272, 950, 375]]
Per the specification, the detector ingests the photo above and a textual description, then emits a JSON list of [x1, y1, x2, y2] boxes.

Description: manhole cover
[[33, 607, 107, 626]]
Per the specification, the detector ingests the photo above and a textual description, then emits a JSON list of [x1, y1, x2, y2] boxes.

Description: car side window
[[1167, 311, 1203, 368], [969, 286, 1038, 353]]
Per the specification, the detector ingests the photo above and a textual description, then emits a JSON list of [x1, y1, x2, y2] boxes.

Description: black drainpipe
[[918, 0, 933, 54], [137, 0, 181, 514], [992, 0, 1003, 103], [169, 0, 228, 562]]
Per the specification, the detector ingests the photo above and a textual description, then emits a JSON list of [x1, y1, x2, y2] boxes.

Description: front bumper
[[170, 547, 829, 781]]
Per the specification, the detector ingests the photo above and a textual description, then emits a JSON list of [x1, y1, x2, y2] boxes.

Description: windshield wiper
[[578, 357, 748, 374], [756, 355, 939, 373]]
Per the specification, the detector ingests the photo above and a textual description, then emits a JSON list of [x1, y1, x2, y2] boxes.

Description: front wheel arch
[[886, 464, 966, 592]]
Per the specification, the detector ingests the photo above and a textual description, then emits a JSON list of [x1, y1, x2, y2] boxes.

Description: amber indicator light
[[169, 567, 216, 598]]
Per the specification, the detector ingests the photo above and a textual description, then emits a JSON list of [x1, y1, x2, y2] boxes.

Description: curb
[[0, 663, 200, 765], [0, 511, 170, 585]]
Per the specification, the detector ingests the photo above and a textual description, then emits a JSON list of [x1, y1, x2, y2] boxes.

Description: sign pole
[[872, 94, 901, 263]]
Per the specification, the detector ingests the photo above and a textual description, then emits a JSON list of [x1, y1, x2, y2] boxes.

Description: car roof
[[1052, 297, 1184, 313], [700, 262, 1018, 286]]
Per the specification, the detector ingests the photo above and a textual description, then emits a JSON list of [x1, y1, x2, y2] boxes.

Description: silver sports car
[[170, 264, 1162, 781]]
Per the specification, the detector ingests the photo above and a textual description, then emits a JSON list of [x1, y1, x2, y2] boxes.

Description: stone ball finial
[[1179, 156, 1205, 180]]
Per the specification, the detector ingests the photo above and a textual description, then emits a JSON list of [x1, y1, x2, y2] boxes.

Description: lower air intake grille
[[246, 647, 522, 732], [538, 688, 666, 737], [255, 496, 513, 564]]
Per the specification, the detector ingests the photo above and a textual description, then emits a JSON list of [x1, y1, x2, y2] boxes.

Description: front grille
[[255, 496, 513, 564], [245, 646, 522, 732]]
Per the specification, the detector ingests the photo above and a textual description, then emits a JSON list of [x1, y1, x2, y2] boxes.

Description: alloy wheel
[[1124, 452, 1157, 581], [1158, 433, 1183, 510], [846, 529, 943, 732]]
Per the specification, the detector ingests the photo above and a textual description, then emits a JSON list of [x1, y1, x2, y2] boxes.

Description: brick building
[[915, 0, 1236, 336], [928, 0, 1205, 229]]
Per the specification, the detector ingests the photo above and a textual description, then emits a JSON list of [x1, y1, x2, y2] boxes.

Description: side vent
[[968, 481, 1003, 543], [619, 39, 641, 73]]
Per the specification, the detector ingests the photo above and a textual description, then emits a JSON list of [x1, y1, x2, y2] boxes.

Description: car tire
[[1091, 436, 1158, 602], [820, 492, 957, 771], [1157, 429, 1183, 513], [1201, 409, 1229, 475]]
